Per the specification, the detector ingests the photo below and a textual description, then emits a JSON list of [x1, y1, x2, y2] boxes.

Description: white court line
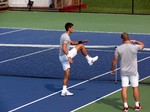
[[0, 48, 54, 64], [0, 29, 26, 36], [1, 27, 150, 35], [8, 56, 150, 112], [0, 44, 149, 52]]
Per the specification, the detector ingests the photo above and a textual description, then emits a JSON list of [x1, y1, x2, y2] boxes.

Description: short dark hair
[[121, 32, 130, 41], [65, 22, 73, 31]]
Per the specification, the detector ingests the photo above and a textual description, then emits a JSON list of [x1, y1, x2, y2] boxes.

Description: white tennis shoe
[[61, 90, 73, 96], [88, 56, 98, 65]]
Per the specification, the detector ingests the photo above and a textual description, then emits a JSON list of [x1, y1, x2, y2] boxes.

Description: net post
[[115, 63, 118, 84], [132, 0, 134, 14]]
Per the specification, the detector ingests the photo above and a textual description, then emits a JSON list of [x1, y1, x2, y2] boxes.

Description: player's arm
[[62, 43, 73, 64], [111, 55, 118, 74], [130, 40, 145, 49], [70, 40, 89, 45]]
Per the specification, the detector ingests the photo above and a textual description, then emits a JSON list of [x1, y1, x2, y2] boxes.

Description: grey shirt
[[59, 33, 71, 56], [115, 44, 142, 75]]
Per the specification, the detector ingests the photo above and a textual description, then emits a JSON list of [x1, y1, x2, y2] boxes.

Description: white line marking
[[138, 56, 150, 62], [0, 44, 149, 52], [0, 27, 150, 35], [0, 29, 26, 36], [0, 48, 54, 64], [8, 56, 150, 112], [0, 44, 59, 48], [8, 91, 62, 112]]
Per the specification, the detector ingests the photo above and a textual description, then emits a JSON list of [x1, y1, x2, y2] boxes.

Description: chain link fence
[[80, 0, 150, 15]]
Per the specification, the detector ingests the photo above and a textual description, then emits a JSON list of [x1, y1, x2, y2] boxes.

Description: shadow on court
[[96, 98, 123, 111], [45, 84, 61, 92]]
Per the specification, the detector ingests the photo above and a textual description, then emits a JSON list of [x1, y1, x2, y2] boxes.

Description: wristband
[[67, 54, 71, 58], [78, 40, 83, 44]]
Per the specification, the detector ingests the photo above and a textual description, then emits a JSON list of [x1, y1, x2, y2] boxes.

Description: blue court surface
[[0, 28, 149, 112]]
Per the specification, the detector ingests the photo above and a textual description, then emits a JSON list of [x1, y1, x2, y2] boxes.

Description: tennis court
[[0, 11, 150, 112]]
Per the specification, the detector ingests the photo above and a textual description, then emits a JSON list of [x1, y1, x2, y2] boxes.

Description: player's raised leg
[[75, 44, 98, 65]]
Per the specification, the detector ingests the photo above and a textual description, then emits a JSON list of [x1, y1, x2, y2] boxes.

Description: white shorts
[[121, 74, 139, 87], [59, 47, 77, 71]]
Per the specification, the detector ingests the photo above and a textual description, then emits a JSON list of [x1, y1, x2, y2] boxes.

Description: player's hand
[[130, 40, 136, 44], [68, 57, 73, 64], [111, 70, 115, 74], [82, 40, 89, 43]]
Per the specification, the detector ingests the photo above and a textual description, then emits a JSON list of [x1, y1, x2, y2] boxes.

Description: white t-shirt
[[59, 33, 71, 56], [115, 44, 142, 75]]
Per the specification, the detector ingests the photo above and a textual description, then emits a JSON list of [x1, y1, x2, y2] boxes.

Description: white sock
[[124, 102, 128, 107], [85, 55, 90, 60], [135, 101, 139, 106], [62, 85, 67, 91]]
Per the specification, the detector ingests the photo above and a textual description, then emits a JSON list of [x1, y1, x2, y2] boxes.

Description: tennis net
[[0, 44, 149, 82]]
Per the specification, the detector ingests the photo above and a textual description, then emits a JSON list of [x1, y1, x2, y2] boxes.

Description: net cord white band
[[0, 44, 115, 48], [0, 44, 149, 51]]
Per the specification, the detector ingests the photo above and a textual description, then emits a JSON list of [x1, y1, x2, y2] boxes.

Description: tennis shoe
[[61, 90, 73, 96], [88, 56, 98, 65], [135, 104, 142, 111], [123, 107, 129, 112]]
